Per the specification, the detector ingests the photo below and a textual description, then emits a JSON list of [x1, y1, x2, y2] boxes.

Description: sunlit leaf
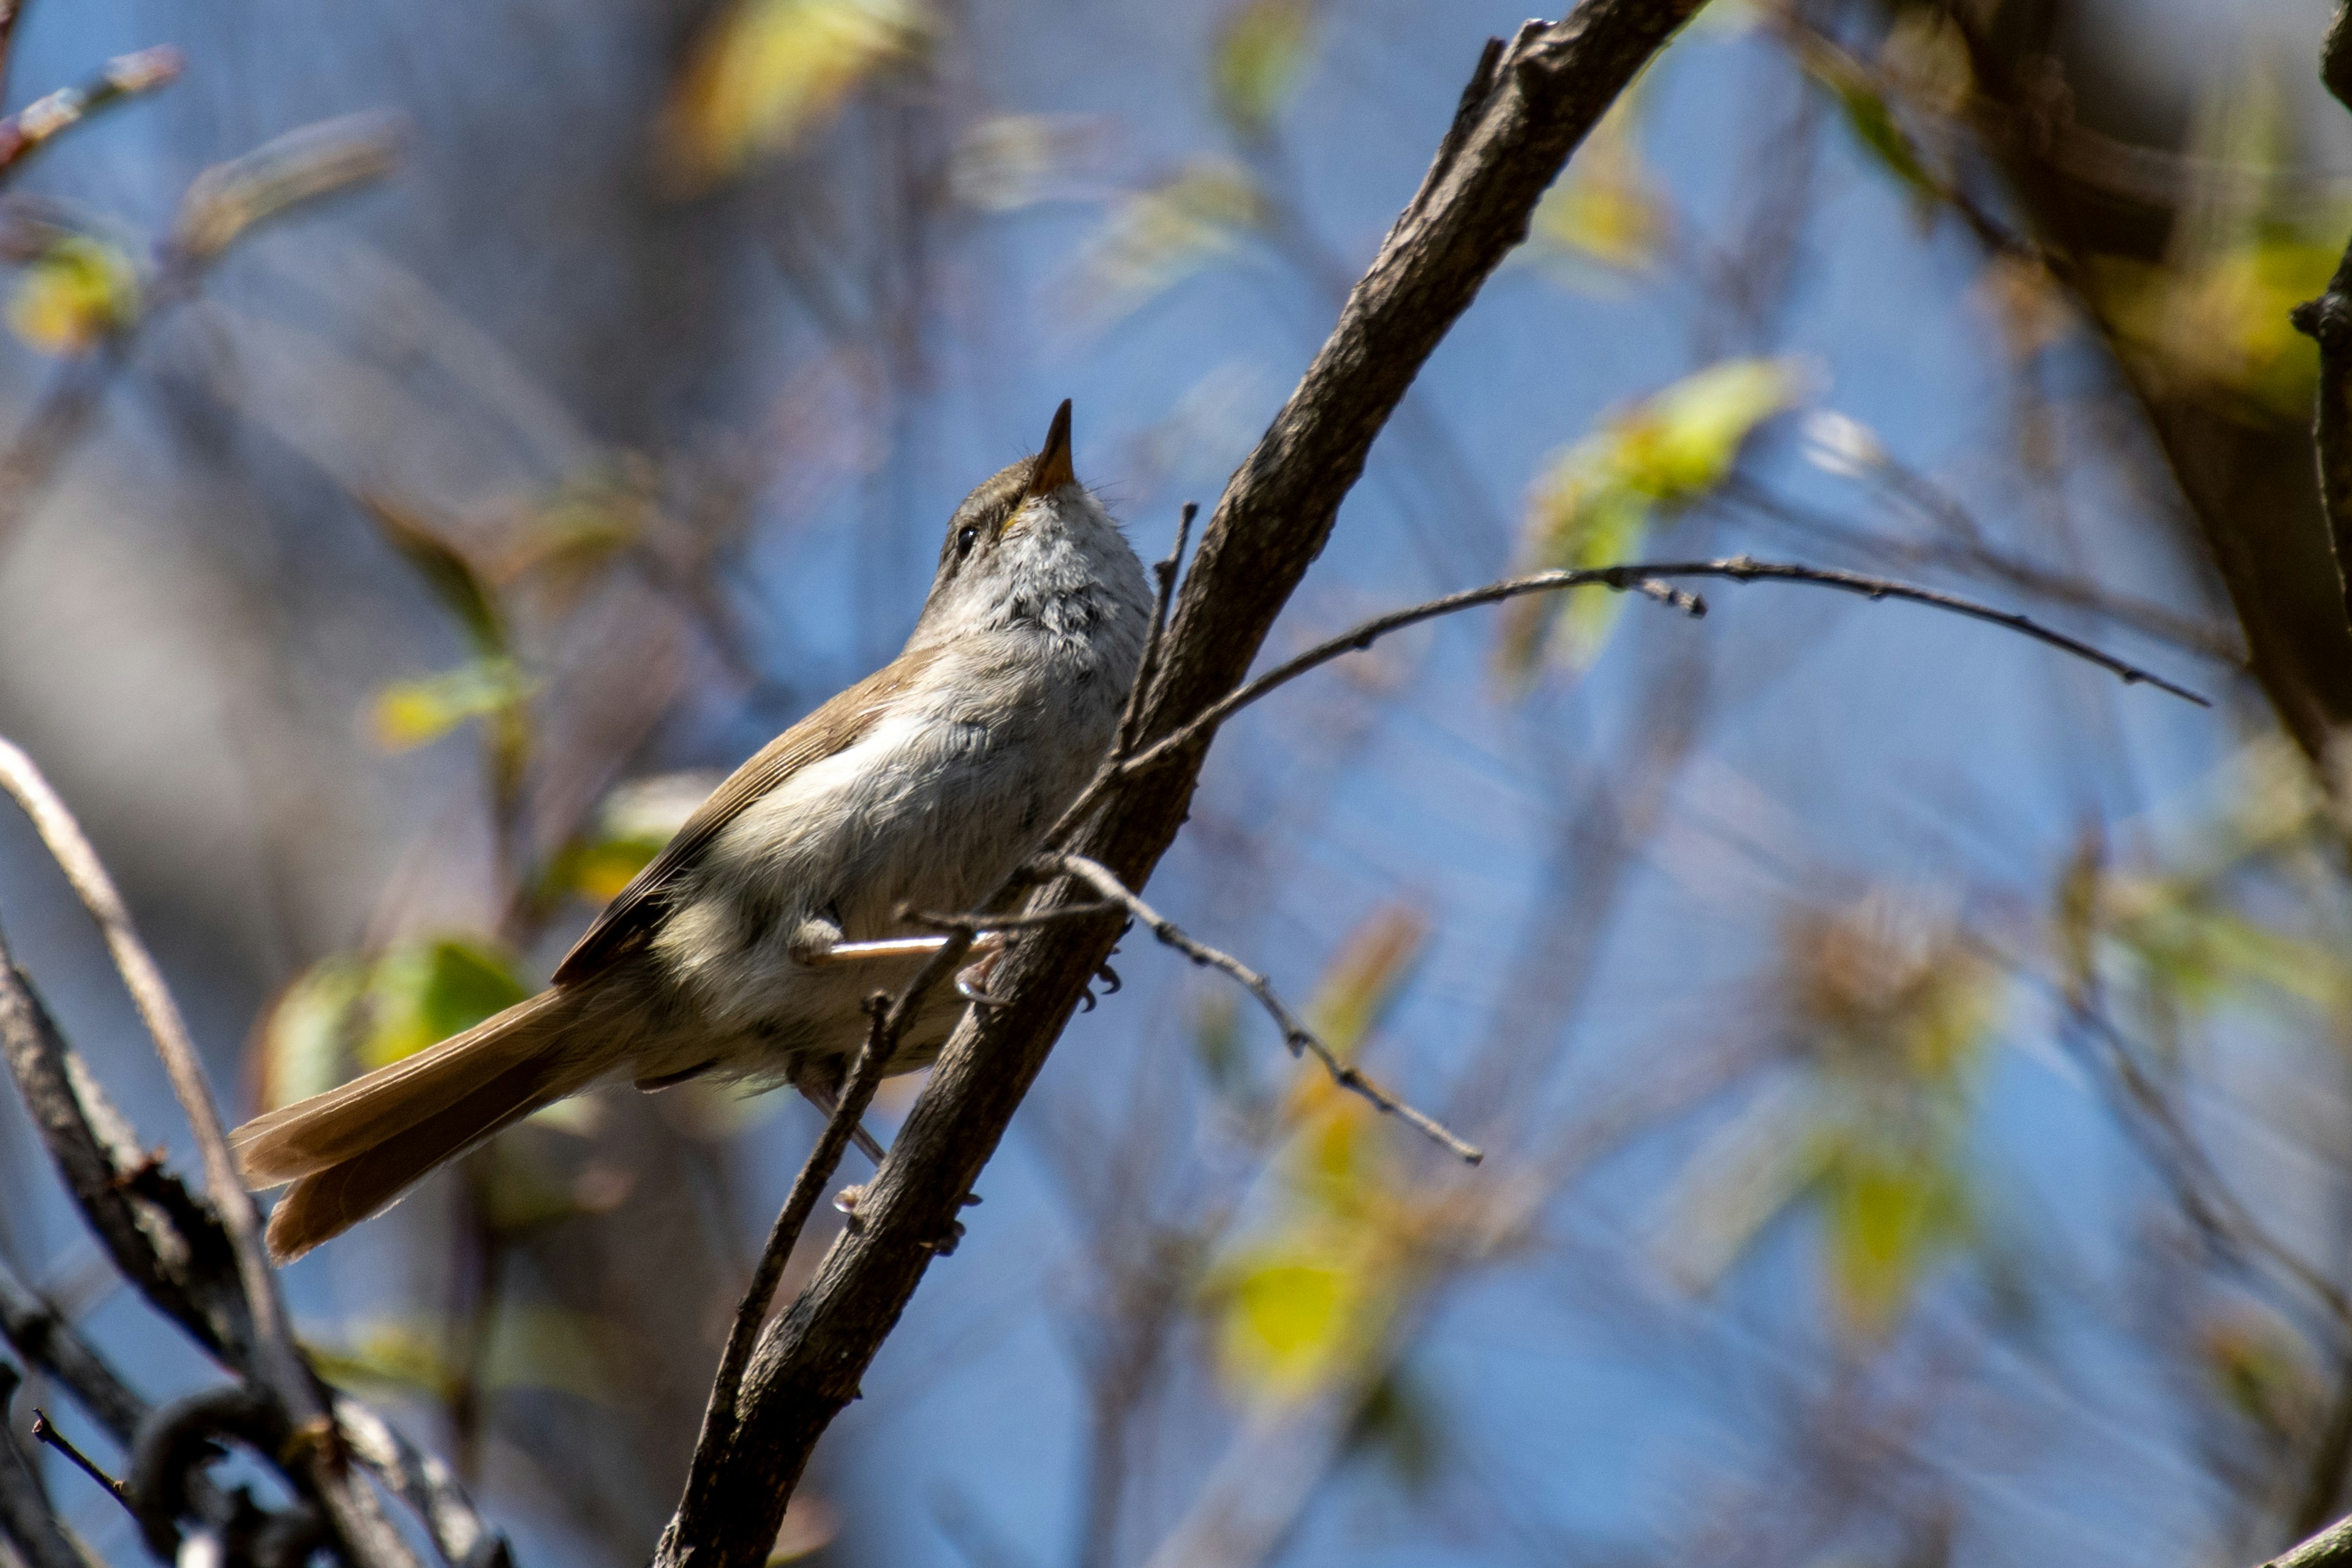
[[173, 113, 402, 262], [304, 1319, 458, 1402], [1212, 0, 1320, 141], [1305, 904, 1428, 1058], [1074, 159, 1265, 329], [1814, 1130, 1970, 1338], [363, 496, 508, 655], [549, 771, 715, 906], [948, 113, 1113, 212], [1792, 32, 1943, 203], [360, 938, 530, 1070], [2090, 236, 2338, 422], [1502, 358, 1799, 674], [1528, 95, 1663, 285], [1211, 1248, 1365, 1402], [252, 956, 372, 1113], [8, 236, 138, 355], [664, 0, 929, 187], [371, 657, 534, 752]]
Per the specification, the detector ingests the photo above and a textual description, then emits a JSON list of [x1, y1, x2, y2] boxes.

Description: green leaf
[[664, 0, 929, 187], [1212, 1251, 1358, 1401], [361, 938, 530, 1070], [1528, 96, 1662, 284], [1076, 159, 1265, 329], [252, 957, 373, 1113], [1212, 0, 1320, 141], [548, 771, 715, 905], [371, 657, 534, 752], [8, 236, 138, 356], [1792, 32, 1943, 203], [361, 497, 507, 655], [1502, 358, 1798, 674], [1813, 1130, 1972, 1339]]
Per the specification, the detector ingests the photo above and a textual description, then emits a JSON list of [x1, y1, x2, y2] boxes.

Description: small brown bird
[[233, 402, 1152, 1261]]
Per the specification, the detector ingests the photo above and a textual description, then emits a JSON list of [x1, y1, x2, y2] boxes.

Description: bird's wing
[[551, 649, 936, 986]]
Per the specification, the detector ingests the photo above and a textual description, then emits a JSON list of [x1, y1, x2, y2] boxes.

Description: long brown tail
[[231, 986, 605, 1262]]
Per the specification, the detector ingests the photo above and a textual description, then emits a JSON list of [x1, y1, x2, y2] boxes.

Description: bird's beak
[[1022, 399, 1076, 502]]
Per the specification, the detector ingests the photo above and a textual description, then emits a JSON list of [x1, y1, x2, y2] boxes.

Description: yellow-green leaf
[[371, 657, 533, 752], [1814, 1132, 1970, 1338], [1529, 96, 1662, 283], [252, 957, 372, 1113], [1212, 1251, 1358, 1401], [1502, 358, 1798, 673], [361, 938, 529, 1070], [8, 236, 138, 356], [664, 0, 929, 187], [362, 496, 508, 655], [1212, 0, 1319, 141], [552, 771, 715, 905], [1793, 32, 1942, 202]]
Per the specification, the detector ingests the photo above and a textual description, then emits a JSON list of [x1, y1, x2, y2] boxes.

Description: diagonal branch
[[652, 5, 1714, 1564], [1038, 853, 1480, 1163]]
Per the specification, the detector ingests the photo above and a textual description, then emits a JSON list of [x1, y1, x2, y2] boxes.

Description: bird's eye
[[957, 525, 978, 556]]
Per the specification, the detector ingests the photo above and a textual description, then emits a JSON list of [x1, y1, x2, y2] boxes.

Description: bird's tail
[[231, 985, 608, 1262]]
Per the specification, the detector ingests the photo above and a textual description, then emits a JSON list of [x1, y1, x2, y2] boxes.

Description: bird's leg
[[793, 1060, 888, 1164]]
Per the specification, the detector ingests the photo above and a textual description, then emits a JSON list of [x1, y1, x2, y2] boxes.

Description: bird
[[232, 401, 1153, 1262]]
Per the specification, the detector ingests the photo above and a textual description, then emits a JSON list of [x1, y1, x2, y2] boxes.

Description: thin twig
[[1110, 555, 2207, 784], [1114, 502, 1196, 758], [28, 1409, 127, 1508], [0, 46, 180, 177], [0, 739, 421, 1568], [0, 741, 311, 1421], [1038, 853, 1483, 1164], [902, 901, 1128, 933]]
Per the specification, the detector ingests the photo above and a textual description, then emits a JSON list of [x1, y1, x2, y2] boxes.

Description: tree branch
[[0, 1366, 88, 1568], [652, 4, 1712, 1562], [1038, 853, 1480, 1162], [2269, 1514, 2352, 1568]]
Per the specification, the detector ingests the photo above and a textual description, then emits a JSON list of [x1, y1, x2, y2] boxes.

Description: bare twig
[[1039, 853, 1480, 1163], [1044, 554, 2208, 848], [0, 742, 309, 1428], [0, 1257, 145, 1446], [28, 1409, 127, 1508], [2270, 1513, 2352, 1568], [331, 1398, 511, 1568], [0, 1366, 87, 1568], [1114, 502, 1197, 758], [0, 738, 423, 1568], [0, 46, 181, 177]]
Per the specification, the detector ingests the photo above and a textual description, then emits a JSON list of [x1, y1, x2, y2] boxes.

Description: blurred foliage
[[253, 937, 529, 1110], [1501, 358, 1799, 674], [545, 771, 715, 907], [1658, 891, 2000, 1338], [1212, 0, 1322, 142], [664, 0, 931, 187], [172, 113, 402, 262], [6, 235, 137, 355], [1528, 93, 1664, 285], [1206, 907, 1437, 1406], [1076, 158, 1267, 328]]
